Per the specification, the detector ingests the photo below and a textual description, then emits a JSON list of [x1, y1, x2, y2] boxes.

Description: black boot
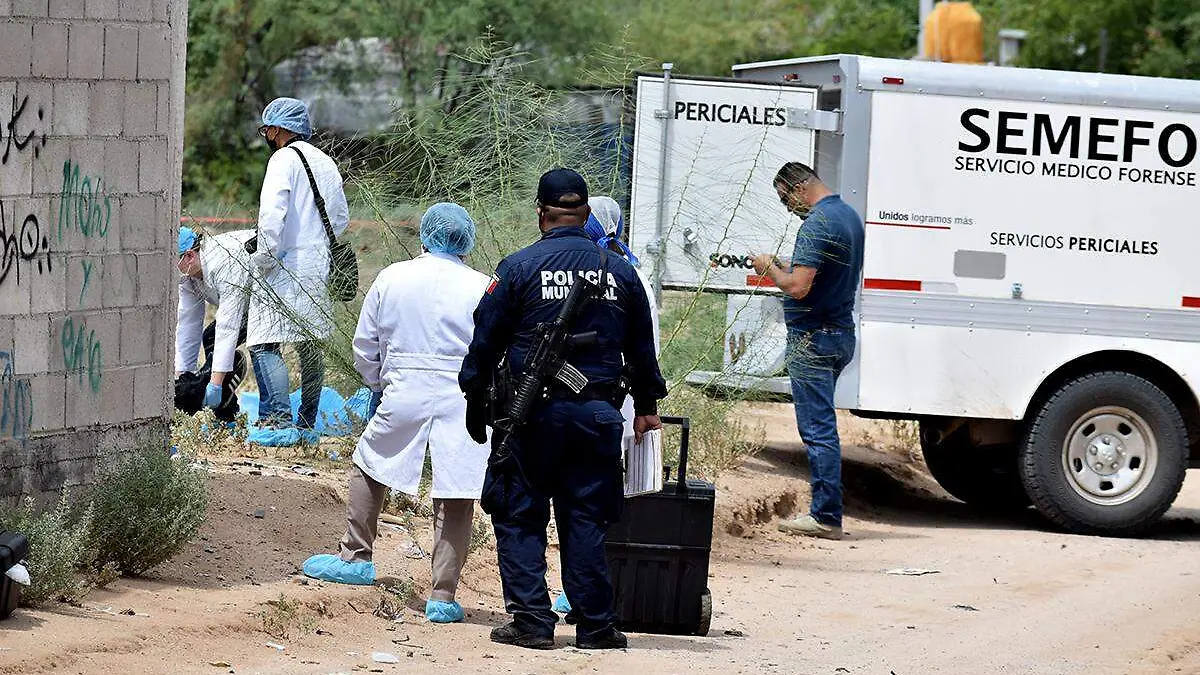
[[490, 621, 555, 650], [576, 628, 628, 650]]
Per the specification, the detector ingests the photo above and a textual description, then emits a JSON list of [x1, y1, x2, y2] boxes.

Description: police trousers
[[480, 399, 625, 641]]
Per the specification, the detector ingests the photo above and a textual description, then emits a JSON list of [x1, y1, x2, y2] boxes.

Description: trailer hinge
[[654, 109, 670, 120], [786, 108, 842, 133]]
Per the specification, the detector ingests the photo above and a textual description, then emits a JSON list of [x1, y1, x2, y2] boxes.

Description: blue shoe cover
[[301, 554, 376, 585], [297, 429, 320, 445], [248, 426, 304, 447], [552, 593, 571, 614], [425, 599, 465, 623]]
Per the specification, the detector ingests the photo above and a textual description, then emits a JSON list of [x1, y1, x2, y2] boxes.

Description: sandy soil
[[2, 404, 1199, 675]]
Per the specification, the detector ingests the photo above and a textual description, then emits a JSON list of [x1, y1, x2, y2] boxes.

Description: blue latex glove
[[204, 383, 222, 408], [368, 389, 383, 419]]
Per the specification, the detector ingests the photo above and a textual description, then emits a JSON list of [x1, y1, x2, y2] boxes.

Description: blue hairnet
[[178, 226, 197, 255], [420, 202, 477, 256], [584, 196, 638, 265], [261, 97, 313, 140]]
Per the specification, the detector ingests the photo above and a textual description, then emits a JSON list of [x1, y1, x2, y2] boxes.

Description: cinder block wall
[[0, 0, 186, 503]]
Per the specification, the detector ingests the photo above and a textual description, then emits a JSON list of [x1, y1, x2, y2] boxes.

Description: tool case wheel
[[696, 588, 712, 636]]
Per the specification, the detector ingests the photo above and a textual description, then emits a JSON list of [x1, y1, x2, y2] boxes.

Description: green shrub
[[88, 446, 209, 576], [0, 492, 95, 607]]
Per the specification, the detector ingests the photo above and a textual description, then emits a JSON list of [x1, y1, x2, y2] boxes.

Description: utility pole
[[917, 0, 935, 58]]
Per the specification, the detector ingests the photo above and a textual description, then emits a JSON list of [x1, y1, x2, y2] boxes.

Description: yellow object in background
[[923, 1, 985, 64]]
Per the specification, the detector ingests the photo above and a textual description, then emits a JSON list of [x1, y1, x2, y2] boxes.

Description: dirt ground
[[2, 403, 1199, 675]]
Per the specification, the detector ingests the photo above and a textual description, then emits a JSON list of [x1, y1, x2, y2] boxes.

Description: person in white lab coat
[[174, 226, 254, 423], [302, 203, 491, 625], [246, 97, 350, 447], [552, 195, 661, 618]]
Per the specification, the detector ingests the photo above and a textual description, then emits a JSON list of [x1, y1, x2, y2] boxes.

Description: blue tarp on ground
[[239, 386, 374, 437]]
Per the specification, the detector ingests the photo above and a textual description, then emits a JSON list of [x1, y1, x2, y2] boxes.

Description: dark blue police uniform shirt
[[783, 194, 865, 333], [460, 226, 667, 416]]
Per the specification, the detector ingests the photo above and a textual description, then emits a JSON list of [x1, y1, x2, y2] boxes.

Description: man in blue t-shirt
[[752, 162, 864, 540]]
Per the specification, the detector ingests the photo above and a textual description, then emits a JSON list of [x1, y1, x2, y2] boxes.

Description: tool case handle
[[659, 415, 690, 493]]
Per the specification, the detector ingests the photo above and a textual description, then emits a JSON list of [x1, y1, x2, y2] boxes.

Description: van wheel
[[1020, 371, 1188, 536], [919, 422, 1031, 511]]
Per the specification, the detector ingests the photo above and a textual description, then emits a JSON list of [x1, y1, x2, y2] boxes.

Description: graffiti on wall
[[2, 86, 47, 164], [59, 160, 113, 306], [0, 351, 33, 440], [62, 317, 103, 394]]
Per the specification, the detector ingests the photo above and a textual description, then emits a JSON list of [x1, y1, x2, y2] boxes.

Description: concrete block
[[32, 22, 68, 77], [138, 138, 166, 192], [0, 317, 12, 356], [0, 153, 33, 199], [67, 254, 103, 310], [88, 81, 124, 136], [29, 373, 66, 433], [132, 364, 162, 419], [66, 377, 102, 427], [103, 23, 138, 81], [49, 0, 84, 17], [63, 311, 119, 382], [11, 0, 45, 16], [99, 366, 133, 424], [85, 0, 117, 19], [0, 1, 11, 16], [33, 137, 70, 196], [67, 22, 104, 79], [118, 0, 149, 21], [119, 307, 155, 365], [135, 252, 166, 306], [69, 138, 105, 168], [101, 253, 136, 308], [103, 138, 139, 195], [12, 316, 50, 375], [119, 195, 154, 250], [156, 82, 168, 134], [0, 277, 31, 315], [53, 81, 90, 137], [137, 23, 169, 80], [30, 245, 67, 314], [123, 82, 156, 137], [0, 21, 31, 78]]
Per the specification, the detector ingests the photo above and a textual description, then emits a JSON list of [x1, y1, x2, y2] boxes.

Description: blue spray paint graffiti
[[0, 351, 33, 440]]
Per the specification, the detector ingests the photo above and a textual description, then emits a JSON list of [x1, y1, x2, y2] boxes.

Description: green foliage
[[0, 493, 95, 607], [88, 446, 209, 577]]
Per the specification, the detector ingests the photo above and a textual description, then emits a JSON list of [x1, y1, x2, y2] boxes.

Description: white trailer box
[[629, 55, 1200, 536]]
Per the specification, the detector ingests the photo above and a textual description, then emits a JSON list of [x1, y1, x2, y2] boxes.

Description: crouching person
[[302, 203, 492, 624]]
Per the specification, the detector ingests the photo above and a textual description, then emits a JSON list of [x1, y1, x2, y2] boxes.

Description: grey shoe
[[778, 515, 844, 540]]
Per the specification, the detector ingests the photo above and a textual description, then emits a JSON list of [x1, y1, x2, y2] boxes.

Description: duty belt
[[548, 381, 625, 404]]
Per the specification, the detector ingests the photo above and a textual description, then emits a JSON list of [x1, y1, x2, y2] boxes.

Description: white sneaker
[[778, 515, 844, 540]]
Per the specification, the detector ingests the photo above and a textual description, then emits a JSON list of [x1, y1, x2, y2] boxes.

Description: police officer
[[459, 168, 667, 650]]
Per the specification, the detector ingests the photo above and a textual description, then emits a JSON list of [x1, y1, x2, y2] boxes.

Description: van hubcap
[[1063, 407, 1157, 506]]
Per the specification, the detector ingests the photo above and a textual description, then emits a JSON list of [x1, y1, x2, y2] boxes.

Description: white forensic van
[[627, 55, 1200, 536]]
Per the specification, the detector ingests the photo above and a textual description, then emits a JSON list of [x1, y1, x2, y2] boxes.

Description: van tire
[[1020, 371, 1188, 536], [919, 422, 1031, 511]]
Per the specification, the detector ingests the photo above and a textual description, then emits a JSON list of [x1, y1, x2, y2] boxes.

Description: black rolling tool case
[[0, 531, 29, 619], [605, 416, 716, 636]]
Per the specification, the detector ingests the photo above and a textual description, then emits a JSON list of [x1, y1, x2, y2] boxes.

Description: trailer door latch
[[786, 108, 841, 133]]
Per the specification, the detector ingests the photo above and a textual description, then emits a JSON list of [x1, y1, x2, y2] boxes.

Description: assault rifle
[[488, 271, 606, 473]]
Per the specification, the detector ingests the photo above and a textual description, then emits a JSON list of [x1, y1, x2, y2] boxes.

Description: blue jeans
[[786, 326, 856, 527], [249, 341, 325, 429]]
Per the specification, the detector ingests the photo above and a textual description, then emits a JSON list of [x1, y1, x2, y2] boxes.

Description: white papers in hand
[[623, 429, 664, 497]]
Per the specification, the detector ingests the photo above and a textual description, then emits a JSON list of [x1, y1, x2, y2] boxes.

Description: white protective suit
[[351, 252, 492, 499], [248, 141, 350, 346], [175, 229, 255, 374]]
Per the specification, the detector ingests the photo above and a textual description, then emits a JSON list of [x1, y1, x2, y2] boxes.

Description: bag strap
[[596, 239, 611, 298], [290, 145, 337, 247]]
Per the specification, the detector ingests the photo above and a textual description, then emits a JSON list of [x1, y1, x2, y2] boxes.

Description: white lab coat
[[620, 266, 661, 444], [175, 229, 255, 374], [247, 141, 350, 346], [351, 253, 492, 499]]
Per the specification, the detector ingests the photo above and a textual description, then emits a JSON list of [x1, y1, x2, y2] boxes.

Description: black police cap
[[537, 168, 589, 208]]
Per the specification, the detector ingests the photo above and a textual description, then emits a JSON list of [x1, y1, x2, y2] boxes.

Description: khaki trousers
[[338, 464, 475, 602]]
